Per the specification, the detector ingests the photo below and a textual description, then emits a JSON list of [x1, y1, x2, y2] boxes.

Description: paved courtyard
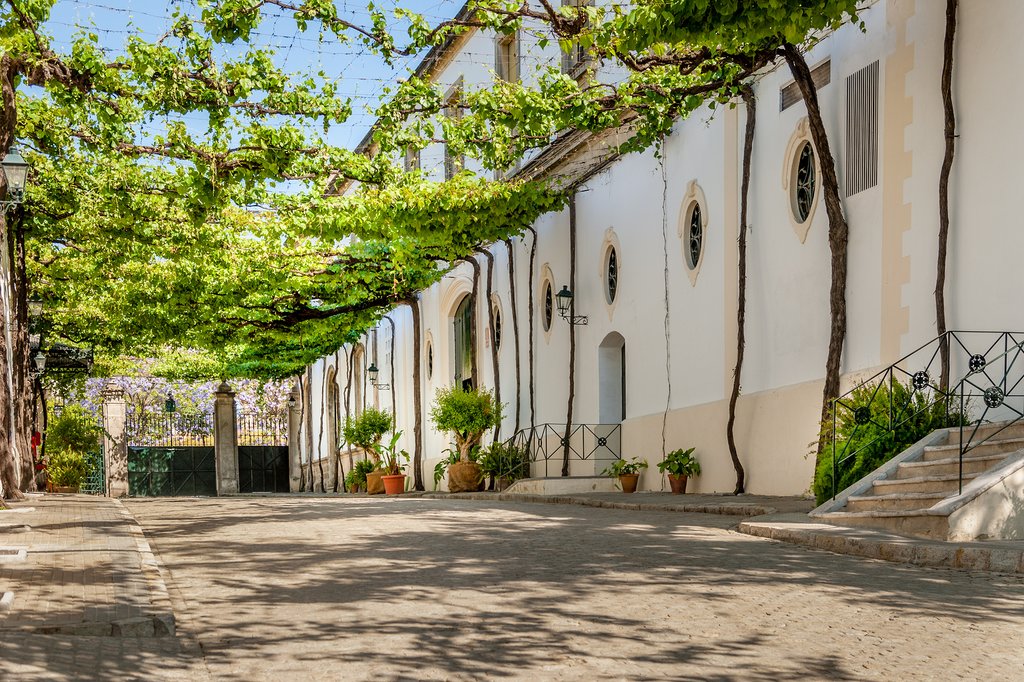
[[6, 496, 1024, 679]]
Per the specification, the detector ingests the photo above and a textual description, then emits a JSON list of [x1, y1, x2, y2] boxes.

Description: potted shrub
[[657, 447, 701, 494], [378, 431, 410, 495], [47, 448, 89, 493], [343, 408, 392, 495], [430, 386, 502, 493], [479, 442, 528, 491], [602, 457, 648, 493]]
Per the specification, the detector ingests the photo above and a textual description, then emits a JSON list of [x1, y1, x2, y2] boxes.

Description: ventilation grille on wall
[[844, 60, 879, 196], [779, 59, 831, 111]]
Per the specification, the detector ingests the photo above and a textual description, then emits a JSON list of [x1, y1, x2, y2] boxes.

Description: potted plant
[[47, 448, 90, 493], [343, 408, 392, 495], [657, 447, 701, 494], [479, 442, 528, 491], [378, 431, 410, 495], [429, 386, 502, 493], [602, 457, 648, 493]]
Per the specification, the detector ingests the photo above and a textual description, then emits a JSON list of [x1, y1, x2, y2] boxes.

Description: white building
[[294, 0, 1024, 496]]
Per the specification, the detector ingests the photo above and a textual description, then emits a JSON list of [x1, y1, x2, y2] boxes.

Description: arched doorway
[[452, 295, 474, 390], [599, 332, 626, 424]]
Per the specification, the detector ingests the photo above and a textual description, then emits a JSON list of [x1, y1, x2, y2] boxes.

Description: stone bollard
[[287, 385, 302, 492], [101, 382, 128, 497], [213, 382, 239, 496]]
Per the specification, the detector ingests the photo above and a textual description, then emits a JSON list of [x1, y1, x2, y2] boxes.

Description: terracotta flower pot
[[382, 474, 407, 495], [668, 474, 688, 494], [347, 483, 360, 494], [495, 476, 513, 492], [618, 473, 639, 493], [365, 471, 385, 495], [447, 460, 484, 493]]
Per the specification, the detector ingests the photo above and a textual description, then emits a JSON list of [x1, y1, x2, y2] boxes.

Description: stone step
[[896, 452, 1012, 479], [871, 472, 976, 496], [942, 421, 1024, 447], [924, 437, 1024, 461], [845, 492, 949, 512], [820, 510, 948, 540]]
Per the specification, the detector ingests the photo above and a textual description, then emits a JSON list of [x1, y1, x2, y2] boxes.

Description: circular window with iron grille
[[426, 340, 433, 380], [492, 302, 502, 350], [685, 204, 702, 270], [792, 141, 816, 224]]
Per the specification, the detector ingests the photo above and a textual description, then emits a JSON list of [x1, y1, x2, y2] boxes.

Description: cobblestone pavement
[[120, 496, 1023, 681], [6, 496, 1023, 680]]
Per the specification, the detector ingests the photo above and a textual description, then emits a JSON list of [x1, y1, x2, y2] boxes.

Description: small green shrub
[[343, 408, 393, 461], [602, 457, 648, 477], [429, 386, 502, 462], [657, 448, 701, 477], [47, 405, 101, 455], [814, 379, 967, 504], [478, 442, 529, 482], [378, 431, 410, 475], [48, 448, 90, 488], [346, 459, 377, 491]]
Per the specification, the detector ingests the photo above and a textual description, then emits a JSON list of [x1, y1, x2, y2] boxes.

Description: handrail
[[830, 331, 1024, 499]]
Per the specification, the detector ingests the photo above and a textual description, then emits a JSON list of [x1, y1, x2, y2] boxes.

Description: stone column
[[213, 382, 239, 496], [101, 383, 128, 498], [287, 385, 302, 492]]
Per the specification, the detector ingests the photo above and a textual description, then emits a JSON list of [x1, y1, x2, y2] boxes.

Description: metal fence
[[505, 423, 622, 478], [237, 411, 287, 447], [126, 412, 214, 447]]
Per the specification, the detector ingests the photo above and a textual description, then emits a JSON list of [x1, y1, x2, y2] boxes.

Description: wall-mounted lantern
[[555, 285, 588, 325], [367, 362, 390, 391], [165, 393, 176, 413], [1, 146, 30, 213]]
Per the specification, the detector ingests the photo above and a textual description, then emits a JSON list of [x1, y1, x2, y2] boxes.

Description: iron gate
[[128, 446, 217, 496], [237, 413, 288, 493]]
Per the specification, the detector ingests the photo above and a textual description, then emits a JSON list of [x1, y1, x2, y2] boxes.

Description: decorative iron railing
[[829, 331, 1024, 499], [237, 411, 287, 447], [126, 412, 214, 447], [504, 423, 622, 478]]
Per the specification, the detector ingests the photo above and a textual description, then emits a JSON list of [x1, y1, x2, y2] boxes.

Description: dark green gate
[[128, 446, 217, 497], [238, 446, 289, 493]]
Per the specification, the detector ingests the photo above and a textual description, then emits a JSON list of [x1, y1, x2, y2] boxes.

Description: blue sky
[[45, 0, 463, 149]]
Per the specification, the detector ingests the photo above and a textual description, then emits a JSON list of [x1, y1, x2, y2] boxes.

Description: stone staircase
[[812, 421, 1024, 541]]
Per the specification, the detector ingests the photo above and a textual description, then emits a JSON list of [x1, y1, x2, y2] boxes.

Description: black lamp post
[[1, 146, 29, 213], [555, 285, 588, 325], [164, 393, 176, 413]]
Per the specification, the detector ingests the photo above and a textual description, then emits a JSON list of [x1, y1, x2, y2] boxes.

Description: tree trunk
[[409, 297, 425, 490], [383, 316, 397, 424], [297, 374, 307, 492], [936, 0, 958, 392], [316, 365, 327, 493], [504, 238, 522, 435], [783, 44, 850, 464], [527, 227, 537, 432], [477, 248, 501, 441], [726, 87, 756, 495], [466, 257, 481, 389], [562, 195, 578, 477], [343, 346, 354, 483], [11, 221, 33, 490], [304, 367, 315, 491]]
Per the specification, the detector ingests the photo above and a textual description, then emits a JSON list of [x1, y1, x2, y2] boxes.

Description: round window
[[686, 204, 702, 270], [426, 341, 433, 380], [605, 247, 618, 304], [543, 280, 553, 331], [793, 141, 816, 224], [493, 303, 502, 350]]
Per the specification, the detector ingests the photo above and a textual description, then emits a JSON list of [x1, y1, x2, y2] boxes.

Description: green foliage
[[657, 448, 701, 477], [429, 386, 502, 462], [47, 405, 102, 455], [602, 457, 648, 477], [48, 448, 90, 488], [478, 442, 528, 483], [814, 379, 967, 504], [378, 431, 410, 476], [346, 459, 377, 491], [342, 408, 393, 453]]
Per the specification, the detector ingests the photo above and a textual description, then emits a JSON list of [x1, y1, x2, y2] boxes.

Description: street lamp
[[165, 393, 176, 413], [367, 362, 390, 391], [287, 396, 298, 409], [555, 285, 588, 325], [32, 350, 45, 375], [1, 146, 29, 212]]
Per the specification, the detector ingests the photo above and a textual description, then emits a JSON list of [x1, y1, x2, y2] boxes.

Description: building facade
[[295, 0, 1024, 495]]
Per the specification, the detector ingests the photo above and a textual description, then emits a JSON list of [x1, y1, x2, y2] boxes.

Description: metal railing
[[830, 331, 1024, 499], [504, 423, 622, 478], [126, 412, 214, 447], [237, 411, 287, 447]]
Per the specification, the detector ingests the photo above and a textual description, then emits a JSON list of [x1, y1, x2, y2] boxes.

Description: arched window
[[793, 141, 816, 224], [453, 295, 474, 389]]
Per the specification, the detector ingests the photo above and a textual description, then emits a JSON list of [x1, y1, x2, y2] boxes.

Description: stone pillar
[[101, 383, 128, 498], [287, 385, 302, 492], [213, 382, 239, 496]]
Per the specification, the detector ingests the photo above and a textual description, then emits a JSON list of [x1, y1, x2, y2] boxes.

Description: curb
[[737, 520, 1024, 574], [111, 499, 177, 637], [418, 492, 777, 516]]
